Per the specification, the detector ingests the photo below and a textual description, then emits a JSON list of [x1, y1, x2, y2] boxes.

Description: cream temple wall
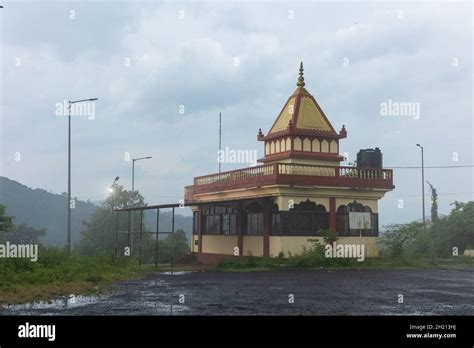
[[192, 235, 379, 258]]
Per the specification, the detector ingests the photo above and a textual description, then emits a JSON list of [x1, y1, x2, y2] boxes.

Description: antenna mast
[[219, 112, 222, 174]]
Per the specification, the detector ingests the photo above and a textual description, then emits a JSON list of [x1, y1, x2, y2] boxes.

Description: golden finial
[[296, 61, 305, 87]]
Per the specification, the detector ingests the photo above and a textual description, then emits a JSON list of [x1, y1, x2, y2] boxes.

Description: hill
[[0, 177, 192, 246], [0, 176, 98, 245]]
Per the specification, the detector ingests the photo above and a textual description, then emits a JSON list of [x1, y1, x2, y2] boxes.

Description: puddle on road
[[2, 294, 107, 313], [142, 301, 189, 314], [2, 293, 190, 315], [1, 274, 191, 315], [379, 305, 436, 315], [161, 271, 193, 276], [411, 289, 474, 297], [2, 269, 472, 315]]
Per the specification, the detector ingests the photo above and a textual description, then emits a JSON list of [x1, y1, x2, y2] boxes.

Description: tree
[[4, 224, 46, 244], [444, 201, 474, 252], [141, 229, 189, 264], [0, 204, 13, 234], [380, 222, 423, 258], [381, 201, 474, 259], [427, 181, 439, 223], [166, 229, 189, 258], [76, 184, 148, 256]]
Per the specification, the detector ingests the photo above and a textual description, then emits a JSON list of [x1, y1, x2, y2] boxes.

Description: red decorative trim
[[260, 128, 341, 141], [292, 90, 303, 128], [329, 197, 336, 231], [237, 201, 243, 256], [259, 87, 344, 142], [238, 235, 243, 256], [189, 173, 394, 197], [308, 94, 337, 134], [265, 95, 295, 136], [263, 199, 271, 257], [185, 163, 395, 202], [198, 210, 203, 253], [258, 150, 344, 163]]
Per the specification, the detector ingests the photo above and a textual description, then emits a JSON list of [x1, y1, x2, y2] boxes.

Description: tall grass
[[216, 239, 473, 271], [0, 247, 139, 291], [216, 241, 362, 271]]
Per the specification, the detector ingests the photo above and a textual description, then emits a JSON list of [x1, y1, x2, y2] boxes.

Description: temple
[[184, 62, 394, 264]]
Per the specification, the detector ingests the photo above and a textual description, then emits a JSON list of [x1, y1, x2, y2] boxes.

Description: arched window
[[337, 202, 370, 213], [245, 202, 263, 235], [337, 205, 348, 213], [291, 199, 326, 212], [284, 199, 329, 235], [348, 201, 365, 212], [203, 205, 237, 235], [336, 205, 350, 235], [336, 202, 377, 237]]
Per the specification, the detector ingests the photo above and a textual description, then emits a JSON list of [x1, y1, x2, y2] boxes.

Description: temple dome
[[257, 62, 347, 164]]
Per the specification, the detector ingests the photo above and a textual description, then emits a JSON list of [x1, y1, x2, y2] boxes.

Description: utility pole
[[416, 144, 426, 232]]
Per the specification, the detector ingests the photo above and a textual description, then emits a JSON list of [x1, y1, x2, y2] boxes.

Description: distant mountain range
[[0, 177, 192, 246]]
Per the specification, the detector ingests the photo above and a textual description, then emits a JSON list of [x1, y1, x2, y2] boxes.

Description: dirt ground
[[1, 266, 473, 315]]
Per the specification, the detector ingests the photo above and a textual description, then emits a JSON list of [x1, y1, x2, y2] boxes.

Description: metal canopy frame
[[113, 203, 186, 268]]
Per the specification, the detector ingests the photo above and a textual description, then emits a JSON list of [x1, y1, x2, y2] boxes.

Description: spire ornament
[[296, 61, 305, 88]]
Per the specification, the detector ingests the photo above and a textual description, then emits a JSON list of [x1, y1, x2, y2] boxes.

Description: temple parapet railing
[[194, 164, 275, 186], [187, 163, 394, 198]]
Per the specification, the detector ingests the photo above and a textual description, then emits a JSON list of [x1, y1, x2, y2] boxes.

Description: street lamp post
[[109, 176, 120, 207], [67, 98, 98, 255], [109, 176, 120, 193], [416, 144, 426, 232], [130, 156, 152, 250]]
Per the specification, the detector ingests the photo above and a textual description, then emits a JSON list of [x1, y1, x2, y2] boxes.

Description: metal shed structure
[[113, 203, 186, 267]]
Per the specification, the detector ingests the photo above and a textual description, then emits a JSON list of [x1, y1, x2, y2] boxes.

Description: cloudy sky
[[0, 0, 472, 226]]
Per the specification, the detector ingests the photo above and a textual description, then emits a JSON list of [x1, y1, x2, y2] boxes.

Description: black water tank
[[357, 148, 383, 168]]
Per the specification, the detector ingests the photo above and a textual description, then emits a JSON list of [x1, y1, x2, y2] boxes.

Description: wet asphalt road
[[1, 267, 473, 315]]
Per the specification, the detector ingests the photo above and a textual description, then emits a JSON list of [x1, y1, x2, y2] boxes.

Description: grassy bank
[[215, 254, 474, 272], [0, 247, 213, 305], [0, 248, 154, 304]]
